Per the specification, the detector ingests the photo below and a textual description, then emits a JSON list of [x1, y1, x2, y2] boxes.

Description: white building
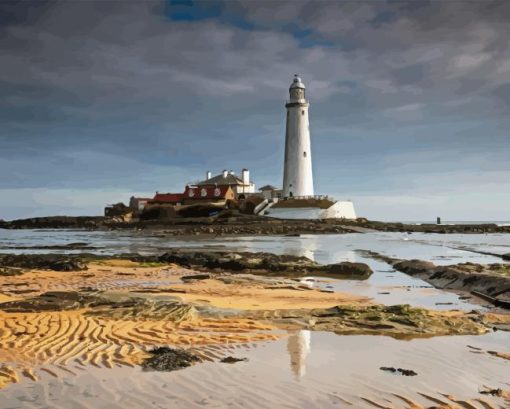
[[282, 75, 314, 198], [263, 75, 357, 220], [267, 201, 357, 220], [196, 169, 255, 196]]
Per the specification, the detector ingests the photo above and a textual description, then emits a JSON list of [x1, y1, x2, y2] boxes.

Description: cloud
[[0, 0, 509, 220]]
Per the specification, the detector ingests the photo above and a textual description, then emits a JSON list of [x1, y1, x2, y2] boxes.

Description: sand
[[0, 261, 363, 389], [1, 258, 509, 408], [148, 278, 370, 310], [0, 308, 279, 389]]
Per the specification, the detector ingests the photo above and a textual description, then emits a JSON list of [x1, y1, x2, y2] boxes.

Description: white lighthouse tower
[[282, 74, 314, 198]]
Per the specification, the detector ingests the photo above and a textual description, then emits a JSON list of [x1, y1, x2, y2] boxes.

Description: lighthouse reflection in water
[[286, 330, 311, 378]]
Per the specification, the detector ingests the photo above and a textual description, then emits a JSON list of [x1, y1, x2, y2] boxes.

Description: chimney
[[206, 171, 211, 180], [242, 168, 249, 185], [222, 169, 228, 178]]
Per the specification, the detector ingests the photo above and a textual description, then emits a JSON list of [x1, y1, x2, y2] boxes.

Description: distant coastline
[[392, 221, 510, 227], [1, 215, 510, 234]]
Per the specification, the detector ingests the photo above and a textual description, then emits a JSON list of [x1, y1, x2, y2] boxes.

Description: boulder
[[318, 262, 373, 279], [392, 259, 435, 275]]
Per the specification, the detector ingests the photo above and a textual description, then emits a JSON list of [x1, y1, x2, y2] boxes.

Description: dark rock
[[159, 249, 372, 279], [397, 368, 418, 376], [0, 254, 87, 271], [0, 290, 141, 312], [142, 347, 201, 371], [479, 388, 503, 396], [502, 253, 510, 261], [362, 251, 510, 309], [392, 259, 435, 275], [380, 366, 397, 373], [0, 216, 106, 229], [220, 356, 248, 364], [317, 262, 372, 279], [181, 274, 212, 281], [4, 242, 98, 251], [380, 367, 417, 376]]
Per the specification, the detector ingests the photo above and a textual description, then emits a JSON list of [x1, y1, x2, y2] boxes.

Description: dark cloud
[[0, 0, 509, 220]]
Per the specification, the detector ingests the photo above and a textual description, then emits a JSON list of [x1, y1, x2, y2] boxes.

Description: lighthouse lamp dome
[[290, 74, 305, 89]]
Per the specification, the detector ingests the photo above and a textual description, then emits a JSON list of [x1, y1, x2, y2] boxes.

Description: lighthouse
[[283, 74, 314, 198]]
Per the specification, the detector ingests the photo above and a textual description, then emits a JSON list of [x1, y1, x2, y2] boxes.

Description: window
[[289, 192, 293, 197], [303, 151, 307, 157], [301, 110, 305, 115]]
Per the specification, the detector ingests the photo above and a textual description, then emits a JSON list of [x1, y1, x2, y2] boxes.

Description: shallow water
[[2, 331, 509, 409], [1, 230, 508, 310], [1, 230, 509, 263], [0, 230, 509, 408]]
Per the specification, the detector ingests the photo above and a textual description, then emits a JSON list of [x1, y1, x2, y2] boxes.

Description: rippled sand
[[1, 258, 509, 408], [2, 332, 509, 408]]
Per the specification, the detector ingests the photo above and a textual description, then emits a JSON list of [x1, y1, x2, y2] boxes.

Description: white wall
[[264, 201, 356, 219], [322, 201, 357, 219], [234, 184, 255, 194], [265, 207, 322, 219], [283, 102, 314, 197]]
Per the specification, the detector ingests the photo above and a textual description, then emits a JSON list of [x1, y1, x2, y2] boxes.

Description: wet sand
[[1, 255, 509, 408], [0, 260, 368, 391], [1, 332, 509, 408]]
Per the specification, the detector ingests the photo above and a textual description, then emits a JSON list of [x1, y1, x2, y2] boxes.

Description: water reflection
[[286, 330, 311, 378], [279, 234, 320, 261], [341, 250, 357, 263]]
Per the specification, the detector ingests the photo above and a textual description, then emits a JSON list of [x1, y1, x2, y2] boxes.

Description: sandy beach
[[1, 243, 509, 408]]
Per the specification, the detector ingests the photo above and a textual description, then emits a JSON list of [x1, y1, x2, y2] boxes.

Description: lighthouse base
[[265, 199, 356, 220]]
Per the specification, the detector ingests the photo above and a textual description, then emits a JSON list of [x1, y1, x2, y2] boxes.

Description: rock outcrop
[[361, 251, 510, 308], [0, 254, 88, 271], [159, 249, 372, 279]]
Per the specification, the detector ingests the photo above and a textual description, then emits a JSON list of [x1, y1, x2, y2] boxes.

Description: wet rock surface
[[159, 249, 373, 279], [142, 347, 201, 371], [246, 304, 490, 338], [2, 242, 99, 251], [0, 290, 138, 312], [341, 219, 510, 234], [0, 216, 107, 229], [361, 251, 510, 308], [0, 290, 196, 321], [0, 254, 88, 271]]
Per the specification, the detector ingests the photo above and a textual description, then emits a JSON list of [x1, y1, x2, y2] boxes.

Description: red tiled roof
[[151, 193, 184, 203], [184, 185, 230, 199]]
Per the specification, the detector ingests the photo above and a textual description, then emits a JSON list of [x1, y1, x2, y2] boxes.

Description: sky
[[1, 0, 509, 221]]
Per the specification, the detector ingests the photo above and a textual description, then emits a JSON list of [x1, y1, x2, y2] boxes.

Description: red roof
[[184, 185, 231, 199], [151, 193, 184, 203]]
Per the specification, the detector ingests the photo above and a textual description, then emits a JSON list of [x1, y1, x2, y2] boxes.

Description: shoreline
[[2, 215, 510, 235]]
